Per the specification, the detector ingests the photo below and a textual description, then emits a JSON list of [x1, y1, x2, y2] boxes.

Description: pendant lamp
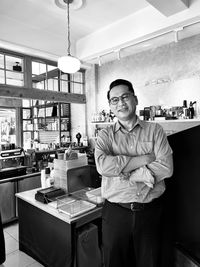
[[58, 0, 81, 74]]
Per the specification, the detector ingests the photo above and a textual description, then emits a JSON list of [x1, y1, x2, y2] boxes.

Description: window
[[32, 61, 58, 91], [32, 60, 84, 94], [0, 53, 24, 86]]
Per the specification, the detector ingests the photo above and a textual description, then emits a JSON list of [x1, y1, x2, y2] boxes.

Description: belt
[[116, 197, 162, 211]]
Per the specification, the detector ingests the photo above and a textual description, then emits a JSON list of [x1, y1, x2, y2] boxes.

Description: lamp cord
[[67, 1, 71, 56]]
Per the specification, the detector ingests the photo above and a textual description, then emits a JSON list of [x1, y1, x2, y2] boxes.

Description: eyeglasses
[[109, 93, 134, 105]]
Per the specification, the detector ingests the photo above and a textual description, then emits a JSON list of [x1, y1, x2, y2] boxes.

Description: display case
[[53, 187, 103, 218], [57, 196, 97, 218]]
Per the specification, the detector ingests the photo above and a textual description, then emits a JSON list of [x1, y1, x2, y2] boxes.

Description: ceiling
[[0, 0, 200, 65]]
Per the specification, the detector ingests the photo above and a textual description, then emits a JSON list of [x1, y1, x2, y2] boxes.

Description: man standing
[[95, 79, 173, 267]]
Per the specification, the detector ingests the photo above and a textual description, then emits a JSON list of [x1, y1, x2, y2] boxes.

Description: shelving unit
[[22, 101, 71, 147], [22, 105, 38, 148]]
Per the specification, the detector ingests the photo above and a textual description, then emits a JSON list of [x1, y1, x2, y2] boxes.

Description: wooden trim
[[0, 85, 86, 104], [16, 107, 22, 147], [24, 56, 32, 88]]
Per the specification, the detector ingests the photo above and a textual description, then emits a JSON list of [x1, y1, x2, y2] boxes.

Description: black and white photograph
[[0, 0, 200, 266]]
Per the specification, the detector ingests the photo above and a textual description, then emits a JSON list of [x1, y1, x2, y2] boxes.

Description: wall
[[85, 33, 200, 137], [85, 65, 98, 138]]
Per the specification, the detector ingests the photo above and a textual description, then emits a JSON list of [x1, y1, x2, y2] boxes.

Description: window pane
[[23, 109, 31, 119], [71, 82, 83, 94], [47, 65, 57, 72], [47, 78, 58, 91], [33, 80, 45, 90], [60, 73, 69, 80], [0, 70, 5, 84], [22, 99, 32, 108], [5, 55, 23, 72], [6, 70, 24, 86], [0, 54, 4, 68], [32, 61, 46, 75], [72, 72, 83, 83], [60, 80, 69, 92]]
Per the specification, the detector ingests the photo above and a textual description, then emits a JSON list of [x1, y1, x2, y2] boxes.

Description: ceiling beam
[[0, 85, 86, 104], [146, 0, 189, 17]]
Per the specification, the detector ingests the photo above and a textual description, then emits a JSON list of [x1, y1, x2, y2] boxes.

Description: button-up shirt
[[95, 117, 173, 203]]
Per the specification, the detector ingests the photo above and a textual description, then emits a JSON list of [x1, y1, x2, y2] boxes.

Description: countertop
[[16, 188, 102, 224], [0, 171, 40, 184]]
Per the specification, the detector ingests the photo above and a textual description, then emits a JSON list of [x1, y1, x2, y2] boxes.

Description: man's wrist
[[119, 172, 131, 180]]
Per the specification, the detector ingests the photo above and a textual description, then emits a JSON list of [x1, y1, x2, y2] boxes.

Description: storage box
[[53, 153, 88, 191], [54, 153, 88, 171]]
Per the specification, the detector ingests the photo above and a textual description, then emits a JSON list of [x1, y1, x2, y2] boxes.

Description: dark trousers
[[0, 211, 5, 264], [102, 199, 163, 267]]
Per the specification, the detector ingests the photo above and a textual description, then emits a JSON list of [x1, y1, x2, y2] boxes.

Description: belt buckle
[[130, 203, 143, 211]]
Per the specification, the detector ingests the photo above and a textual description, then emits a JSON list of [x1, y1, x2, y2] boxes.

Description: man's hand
[[145, 152, 156, 165], [129, 167, 155, 187]]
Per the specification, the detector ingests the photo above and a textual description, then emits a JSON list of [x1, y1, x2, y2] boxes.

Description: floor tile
[[2, 222, 44, 267], [2, 250, 35, 267], [4, 224, 18, 241], [4, 235, 18, 255], [3, 231, 10, 241], [27, 261, 44, 267]]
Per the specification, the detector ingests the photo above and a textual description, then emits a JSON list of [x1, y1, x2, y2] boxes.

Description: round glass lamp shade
[[58, 55, 81, 74]]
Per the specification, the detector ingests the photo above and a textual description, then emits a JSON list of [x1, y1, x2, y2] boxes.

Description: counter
[[151, 118, 200, 135], [16, 188, 102, 267], [16, 188, 102, 224], [0, 171, 40, 184], [91, 118, 200, 136]]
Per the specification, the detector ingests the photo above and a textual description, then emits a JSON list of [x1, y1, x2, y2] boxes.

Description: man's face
[[109, 84, 138, 121]]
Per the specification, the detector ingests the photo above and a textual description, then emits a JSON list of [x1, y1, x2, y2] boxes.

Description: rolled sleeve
[[147, 124, 173, 182]]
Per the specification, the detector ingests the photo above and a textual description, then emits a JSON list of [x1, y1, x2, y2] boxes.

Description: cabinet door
[[0, 182, 15, 224]]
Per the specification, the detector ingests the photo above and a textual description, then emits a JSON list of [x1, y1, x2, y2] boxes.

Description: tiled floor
[[0, 222, 44, 267]]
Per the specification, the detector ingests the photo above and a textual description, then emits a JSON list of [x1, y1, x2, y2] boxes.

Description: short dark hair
[[107, 79, 135, 100]]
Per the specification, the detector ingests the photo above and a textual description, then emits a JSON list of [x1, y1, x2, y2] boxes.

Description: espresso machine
[[0, 146, 27, 179]]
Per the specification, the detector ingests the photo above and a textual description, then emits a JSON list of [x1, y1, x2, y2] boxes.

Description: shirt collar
[[114, 116, 144, 133]]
